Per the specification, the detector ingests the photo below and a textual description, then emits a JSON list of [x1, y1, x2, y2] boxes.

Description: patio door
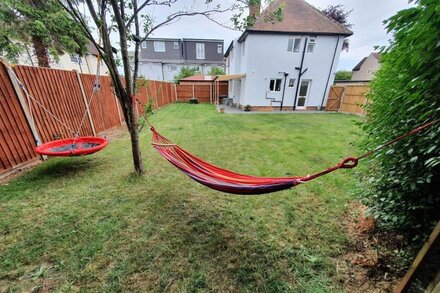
[[297, 80, 311, 109]]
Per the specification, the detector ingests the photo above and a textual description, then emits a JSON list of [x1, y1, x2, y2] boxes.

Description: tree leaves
[[360, 0, 440, 238]]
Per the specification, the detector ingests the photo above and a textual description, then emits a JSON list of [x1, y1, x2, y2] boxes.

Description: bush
[[359, 0, 440, 239], [334, 70, 352, 81], [244, 105, 251, 111]]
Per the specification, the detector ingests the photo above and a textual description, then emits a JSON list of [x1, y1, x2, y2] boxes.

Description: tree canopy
[[208, 67, 225, 76], [0, 0, 88, 67], [173, 66, 201, 83], [334, 70, 352, 81]]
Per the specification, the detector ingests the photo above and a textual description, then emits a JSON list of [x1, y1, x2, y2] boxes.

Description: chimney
[[249, 0, 261, 18]]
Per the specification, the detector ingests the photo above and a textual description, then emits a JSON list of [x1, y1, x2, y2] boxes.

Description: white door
[[297, 80, 311, 109]]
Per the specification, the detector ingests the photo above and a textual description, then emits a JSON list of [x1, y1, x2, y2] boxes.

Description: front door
[[297, 80, 311, 109]]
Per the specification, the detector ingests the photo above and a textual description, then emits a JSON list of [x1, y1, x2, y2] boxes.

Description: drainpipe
[[279, 72, 289, 111], [160, 62, 165, 80], [320, 36, 340, 110], [293, 37, 308, 111]]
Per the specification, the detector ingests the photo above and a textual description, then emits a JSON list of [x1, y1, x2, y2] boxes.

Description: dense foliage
[[0, 0, 88, 67], [173, 66, 201, 83], [335, 70, 352, 81], [208, 67, 225, 76], [360, 0, 440, 237]]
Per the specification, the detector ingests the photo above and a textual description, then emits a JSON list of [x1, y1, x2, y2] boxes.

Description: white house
[[225, 0, 353, 111], [351, 52, 381, 81], [8, 42, 108, 75]]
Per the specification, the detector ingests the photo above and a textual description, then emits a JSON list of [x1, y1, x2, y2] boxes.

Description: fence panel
[[326, 84, 369, 115], [0, 63, 39, 173], [80, 74, 122, 133], [13, 65, 95, 141], [340, 85, 369, 115]]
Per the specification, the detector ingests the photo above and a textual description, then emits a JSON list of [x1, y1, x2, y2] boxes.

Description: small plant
[[189, 97, 199, 104], [138, 98, 154, 132], [244, 105, 251, 111]]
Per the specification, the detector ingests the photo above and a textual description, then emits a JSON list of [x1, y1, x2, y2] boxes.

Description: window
[[217, 44, 222, 54], [154, 41, 166, 52], [169, 64, 177, 71], [288, 79, 295, 87], [269, 79, 282, 92], [70, 54, 82, 64], [141, 42, 147, 49], [287, 38, 301, 53], [173, 42, 179, 49], [307, 37, 316, 53], [196, 43, 205, 59]]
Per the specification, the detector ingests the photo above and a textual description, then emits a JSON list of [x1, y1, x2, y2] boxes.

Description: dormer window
[[141, 42, 147, 49], [307, 37, 316, 53], [287, 38, 301, 53]]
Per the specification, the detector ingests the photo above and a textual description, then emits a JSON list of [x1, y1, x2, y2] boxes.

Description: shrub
[[244, 105, 251, 111], [359, 0, 440, 239]]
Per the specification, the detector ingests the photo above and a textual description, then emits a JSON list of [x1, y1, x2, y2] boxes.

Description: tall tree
[[0, 0, 88, 67], [173, 66, 201, 84], [58, 0, 235, 174], [321, 4, 352, 50]]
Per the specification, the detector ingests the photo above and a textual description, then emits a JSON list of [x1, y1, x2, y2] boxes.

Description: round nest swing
[[35, 137, 108, 157]]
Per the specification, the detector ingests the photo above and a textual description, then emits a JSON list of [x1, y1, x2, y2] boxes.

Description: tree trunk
[[123, 94, 144, 174], [32, 36, 50, 67]]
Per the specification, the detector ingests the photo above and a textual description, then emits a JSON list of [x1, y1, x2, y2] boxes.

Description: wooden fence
[[326, 84, 369, 115], [176, 82, 228, 103], [0, 62, 176, 177]]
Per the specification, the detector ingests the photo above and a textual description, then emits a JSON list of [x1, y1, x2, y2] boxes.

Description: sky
[[137, 0, 412, 71]]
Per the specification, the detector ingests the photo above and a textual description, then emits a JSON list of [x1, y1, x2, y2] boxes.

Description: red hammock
[[149, 118, 439, 195]]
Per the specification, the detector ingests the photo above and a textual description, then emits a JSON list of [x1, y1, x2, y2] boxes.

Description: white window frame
[[288, 78, 295, 87], [153, 41, 166, 52], [141, 42, 147, 49], [196, 43, 205, 60], [287, 37, 301, 53], [307, 37, 316, 53], [217, 44, 222, 54], [173, 42, 179, 49], [269, 78, 282, 92]]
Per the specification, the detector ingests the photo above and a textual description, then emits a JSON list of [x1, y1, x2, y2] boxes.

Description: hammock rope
[[147, 117, 440, 195]]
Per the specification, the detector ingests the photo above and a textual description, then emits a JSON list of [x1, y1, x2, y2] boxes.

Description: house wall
[[138, 62, 224, 81], [351, 54, 380, 81], [231, 33, 343, 109]]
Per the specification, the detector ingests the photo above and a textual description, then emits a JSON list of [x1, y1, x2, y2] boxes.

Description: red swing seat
[[35, 136, 108, 157]]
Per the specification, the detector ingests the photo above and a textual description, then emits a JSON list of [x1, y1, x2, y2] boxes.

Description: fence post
[[338, 86, 347, 113], [210, 83, 212, 104], [192, 83, 195, 98], [75, 70, 97, 136], [2, 59, 46, 160], [174, 83, 177, 102]]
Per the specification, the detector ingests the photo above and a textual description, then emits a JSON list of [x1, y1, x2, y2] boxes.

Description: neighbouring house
[[225, 0, 353, 111], [351, 52, 381, 81], [7, 42, 108, 75], [134, 38, 225, 82]]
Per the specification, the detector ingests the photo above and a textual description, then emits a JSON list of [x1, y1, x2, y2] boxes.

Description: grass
[[0, 104, 361, 292]]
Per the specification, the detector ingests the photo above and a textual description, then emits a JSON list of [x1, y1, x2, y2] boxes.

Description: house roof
[[352, 57, 367, 71], [224, 41, 234, 58], [239, 0, 353, 42], [180, 75, 215, 82], [352, 52, 381, 71]]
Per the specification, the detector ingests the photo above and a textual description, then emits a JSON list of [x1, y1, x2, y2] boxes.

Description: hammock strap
[[301, 117, 440, 182]]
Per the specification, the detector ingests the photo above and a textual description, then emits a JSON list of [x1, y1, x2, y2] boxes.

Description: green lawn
[[0, 104, 362, 292]]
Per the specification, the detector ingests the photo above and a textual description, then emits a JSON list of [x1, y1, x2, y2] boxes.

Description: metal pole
[[279, 72, 289, 111]]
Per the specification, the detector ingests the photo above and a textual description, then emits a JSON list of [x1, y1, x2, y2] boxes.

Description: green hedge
[[360, 0, 440, 238]]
